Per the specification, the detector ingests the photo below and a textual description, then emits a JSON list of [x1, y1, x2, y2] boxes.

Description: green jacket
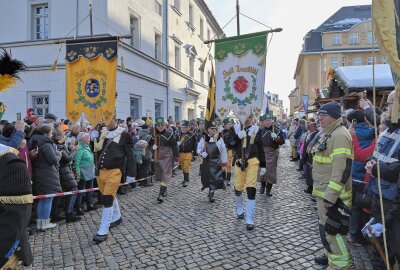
[[73, 141, 94, 178], [311, 118, 353, 207]]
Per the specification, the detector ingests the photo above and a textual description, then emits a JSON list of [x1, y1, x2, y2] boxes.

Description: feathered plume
[[0, 48, 27, 92]]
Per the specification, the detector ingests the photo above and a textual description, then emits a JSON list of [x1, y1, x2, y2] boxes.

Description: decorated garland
[[74, 78, 108, 109], [222, 75, 258, 106]]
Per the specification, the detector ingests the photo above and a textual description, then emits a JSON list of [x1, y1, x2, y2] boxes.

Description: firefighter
[[233, 114, 266, 230], [311, 102, 353, 269], [178, 120, 197, 187]]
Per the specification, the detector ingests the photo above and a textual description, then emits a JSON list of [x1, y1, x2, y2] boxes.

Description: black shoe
[[246, 224, 254, 230], [226, 180, 231, 187], [314, 255, 328, 266], [304, 188, 312, 194], [86, 204, 98, 212], [237, 213, 244, 219], [93, 234, 108, 243], [65, 213, 82, 223], [290, 158, 299, 162], [201, 186, 207, 191], [208, 190, 215, 203], [260, 182, 266, 194], [311, 197, 316, 202], [110, 217, 123, 229], [50, 215, 65, 223], [76, 208, 85, 216]]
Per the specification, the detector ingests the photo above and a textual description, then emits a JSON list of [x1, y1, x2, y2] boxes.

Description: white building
[[0, 0, 223, 121]]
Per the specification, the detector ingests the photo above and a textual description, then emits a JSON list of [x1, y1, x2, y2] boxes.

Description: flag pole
[[236, 0, 240, 35]]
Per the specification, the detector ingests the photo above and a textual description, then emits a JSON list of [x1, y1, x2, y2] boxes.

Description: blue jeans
[[75, 179, 94, 208], [65, 187, 78, 214], [37, 197, 53, 219]]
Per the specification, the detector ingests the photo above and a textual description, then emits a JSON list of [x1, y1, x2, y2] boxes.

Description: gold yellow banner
[[66, 38, 117, 126]]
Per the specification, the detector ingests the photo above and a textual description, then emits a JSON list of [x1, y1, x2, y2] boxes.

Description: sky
[[206, 0, 371, 110]]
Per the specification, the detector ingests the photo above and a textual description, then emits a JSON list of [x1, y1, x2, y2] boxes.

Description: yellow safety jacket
[[311, 118, 353, 207]]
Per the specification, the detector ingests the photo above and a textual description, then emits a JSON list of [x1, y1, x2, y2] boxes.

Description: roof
[[336, 64, 394, 90], [302, 5, 371, 53]]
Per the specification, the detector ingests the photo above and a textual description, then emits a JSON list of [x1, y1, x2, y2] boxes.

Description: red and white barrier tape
[[33, 175, 153, 200]]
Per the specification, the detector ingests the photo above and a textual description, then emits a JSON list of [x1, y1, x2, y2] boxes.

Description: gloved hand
[[367, 223, 384, 238], [126, 176, 136, 184], [152, 145, 158, 151], [325, 204, 342, 235], [259, 168, 266, 176], [201, 152, 208, 158], [270, 132, 277, 139], [177, 141, 181, 146], [237, 130, 247, 139]]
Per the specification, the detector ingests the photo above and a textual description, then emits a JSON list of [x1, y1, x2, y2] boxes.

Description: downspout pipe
[[164, 0, 170, 118]]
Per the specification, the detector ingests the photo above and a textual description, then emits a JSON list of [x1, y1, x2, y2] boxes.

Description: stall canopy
[[335, 64, 394, 91]]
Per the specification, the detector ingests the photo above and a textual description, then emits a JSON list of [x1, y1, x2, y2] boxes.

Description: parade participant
[[153, 117, 179, 203], [258, 113, 284, 196], [233, 114, 266, 230], [222, 117, 236, 186], [92, 118, 136, 243], [195, 119, 205, 143], [197, 120, 228, 202], [178, 120, 197, 187], [0, 143, 33, 269], [311, 102, 353, 269]]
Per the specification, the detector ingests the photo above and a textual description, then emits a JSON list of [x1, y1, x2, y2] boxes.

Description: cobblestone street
[[29, 143, 374, 269]]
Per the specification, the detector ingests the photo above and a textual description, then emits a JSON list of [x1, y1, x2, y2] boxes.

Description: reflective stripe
[[328, 235, 350, 268], [327, 181, 344, 192], [330, 148, 353, 158], [312, 188, 324, 198], [313, 155, 332, 164]]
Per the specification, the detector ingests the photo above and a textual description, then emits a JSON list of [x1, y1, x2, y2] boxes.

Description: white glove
[[271, 132, 277, 138], [126, 176, 136, 184], [152, 145, 158, 151], [367, 223, 384, 238], [237, 130, 247, 139], [177, 142, 181, 146], [259, 168, 266, 176], [201, 152, 208, 158]]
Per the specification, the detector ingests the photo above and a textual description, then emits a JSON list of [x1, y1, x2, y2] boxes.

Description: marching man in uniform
[[258, 112, 284, 196], [222, 118, 236, 187], [197, 120, 228, 202], [178, 120, 197, 187], [233, 114, 266, 230], [93, 118, 136, 243], [153, 117, 179, 203]]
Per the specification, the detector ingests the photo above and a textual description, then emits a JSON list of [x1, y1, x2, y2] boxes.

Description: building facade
[[291, 5, 384, 113], [0, 0, 223, 121]]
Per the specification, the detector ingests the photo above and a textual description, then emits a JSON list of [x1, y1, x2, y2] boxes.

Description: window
[[349, 33, 359, 44], [367, 57, 376, 65], [155, 32, 162, 60], [207, 29, 211, 41], [33, 4, 49, 40], [155, 102, 162, 118], [200, 64, 204, 84], [32, 95, 49, 117], [330, 57, 339, 68], [332, 34, 341, 45], [367, 32, 376, 44], [174, 44, 181, 70], [353, 57, 362, 66], [342, 57, 347, 66], [174, 0, 181, 11], [200, 108, 205, 118], [174, 104, 180, 121], [189, 56, 195, 78], [130, 13, 140, 49], [130, 96, 140, 120], [189, 3, 194, 25], [199, 18, 204, 39], [155, 1, 162, 16]]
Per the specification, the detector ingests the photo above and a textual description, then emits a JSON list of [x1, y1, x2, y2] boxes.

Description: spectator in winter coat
[[30, 125, 61, 231], [292, 119, 306, 161], [0, 121, 26, 149]]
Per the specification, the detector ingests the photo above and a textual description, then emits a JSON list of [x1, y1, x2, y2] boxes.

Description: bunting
[[205, 65, 216, 130]]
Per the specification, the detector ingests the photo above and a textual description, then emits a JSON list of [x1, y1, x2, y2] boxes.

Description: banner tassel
[[121, 55, 126, 71], [50, 59, 58, 71]]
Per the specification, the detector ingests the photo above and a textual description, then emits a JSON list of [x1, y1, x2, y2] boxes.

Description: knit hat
[[181, 120, 189, 127], [44, 113, 57, 121], [259, 112, 273, 121], [0, 153, 32, 198], [223, 118, 233, 125], [155, 117, 165, 125], [347, 110, 365, 124], [319, 102, 341, 119]]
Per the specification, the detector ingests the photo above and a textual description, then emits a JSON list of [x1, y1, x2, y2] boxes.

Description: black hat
[[63, 119, 70, 125], [347, 110, 365, 124], [44, 113, 57, 120], [319, 102, 341, 120], [0, 120, 9, 125]]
